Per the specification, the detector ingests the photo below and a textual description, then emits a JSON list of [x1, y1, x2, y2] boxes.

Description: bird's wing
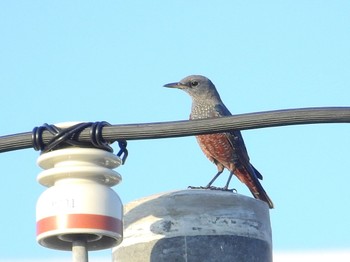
[[212, 104, 272, 207], [214, 104, 263, 180]]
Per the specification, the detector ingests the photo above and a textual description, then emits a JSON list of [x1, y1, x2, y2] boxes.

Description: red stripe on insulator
[[36, 214, 122, 235]]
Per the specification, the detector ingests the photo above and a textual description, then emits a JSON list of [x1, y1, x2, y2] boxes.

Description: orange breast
[[196, 133, 235, 170]]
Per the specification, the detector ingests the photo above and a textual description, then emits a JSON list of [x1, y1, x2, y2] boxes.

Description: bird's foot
[[188, 185, 237, 193], [208, 186, 237, 193], [187, 185, 207, 190]]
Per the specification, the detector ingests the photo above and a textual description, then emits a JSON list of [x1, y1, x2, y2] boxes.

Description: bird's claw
[[208, 186, 237, 193], [188, 185, 237, 193], [187, 186, 207, 190]]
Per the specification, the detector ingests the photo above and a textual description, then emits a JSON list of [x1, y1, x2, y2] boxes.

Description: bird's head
[[164, 75, 221, 102]]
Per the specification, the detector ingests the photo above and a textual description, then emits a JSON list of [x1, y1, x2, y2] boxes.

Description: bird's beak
[[163, 82, 183, 89]]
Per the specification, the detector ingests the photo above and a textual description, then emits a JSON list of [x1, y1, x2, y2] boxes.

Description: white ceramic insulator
[[36, 147, 123, 251]]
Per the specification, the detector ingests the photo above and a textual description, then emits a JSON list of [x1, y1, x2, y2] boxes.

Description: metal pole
[[72, 237, 88, 262]]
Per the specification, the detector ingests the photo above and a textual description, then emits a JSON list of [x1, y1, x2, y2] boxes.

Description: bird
[[164, 75, 274, 208]]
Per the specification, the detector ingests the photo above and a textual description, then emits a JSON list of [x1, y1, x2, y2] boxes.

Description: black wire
[[32, 123, 93, 152], [90, 121, 113, 152], [117, 140, 128, 164], [31, 122, 128, 163]]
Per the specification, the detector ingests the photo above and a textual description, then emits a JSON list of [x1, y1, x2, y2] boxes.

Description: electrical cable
[[1, 107, 349, 154]]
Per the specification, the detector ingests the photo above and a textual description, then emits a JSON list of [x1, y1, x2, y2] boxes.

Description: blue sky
[[1, 1, 350, 261]]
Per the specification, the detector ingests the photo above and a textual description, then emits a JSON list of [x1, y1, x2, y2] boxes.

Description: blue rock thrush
[[164, 75, 274, 208]]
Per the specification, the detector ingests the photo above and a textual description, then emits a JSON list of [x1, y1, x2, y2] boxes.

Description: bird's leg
[[188, 170, 223, 190], [204, 163, 225, 189], [223, 172, 234, 191], [205, 170, 223, 188], [207, 171, 237, 192], [207, 171, 236, 192], [188, 165, 235, 192]]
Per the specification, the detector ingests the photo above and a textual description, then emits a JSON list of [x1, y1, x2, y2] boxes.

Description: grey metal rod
[[72, 239, 88, 262]]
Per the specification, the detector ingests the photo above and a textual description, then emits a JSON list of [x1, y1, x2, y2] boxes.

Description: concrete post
[[113, 190, 272, 262]]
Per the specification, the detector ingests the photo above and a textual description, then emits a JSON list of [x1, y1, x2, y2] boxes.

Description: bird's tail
[[236, 165, 274, 209]]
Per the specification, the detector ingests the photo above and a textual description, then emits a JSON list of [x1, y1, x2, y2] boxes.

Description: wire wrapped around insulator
[[32, 122, 129, 164], [32, 123, 93, 153], [116, 140, 128, 164], [90, 121, 113, 152]]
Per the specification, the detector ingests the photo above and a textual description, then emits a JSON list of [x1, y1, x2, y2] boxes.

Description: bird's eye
[[190, 80, 199, 87]]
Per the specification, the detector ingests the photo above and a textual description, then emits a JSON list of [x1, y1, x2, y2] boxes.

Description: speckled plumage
[[164, 75, 274, 208]]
